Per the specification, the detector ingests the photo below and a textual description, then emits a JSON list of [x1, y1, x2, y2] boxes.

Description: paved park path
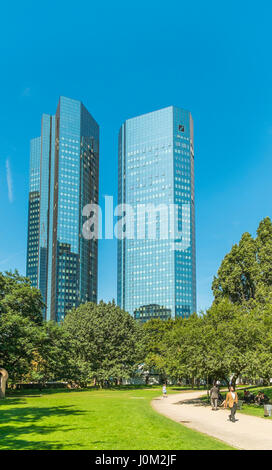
[[152, 390, 272, 450]]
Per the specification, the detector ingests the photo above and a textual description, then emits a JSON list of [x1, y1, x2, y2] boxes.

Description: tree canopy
[[62, 301, 144, 387], [0, 271, 44, 324], [212, 217, 272, 304], [140, 218, 272, 386], [0, 271, 66, 384], [2, 217, 272, 390]]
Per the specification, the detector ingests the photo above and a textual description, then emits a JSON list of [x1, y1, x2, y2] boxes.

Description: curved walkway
[[152, 390, 272, 450]]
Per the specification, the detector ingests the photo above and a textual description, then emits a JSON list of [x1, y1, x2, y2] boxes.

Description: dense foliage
[[212, 217, 272, 304], [1, 217, 272, 388], [0, 276, 143, 387], [142, 218, 272, 386], [62, 301, 144, 387], [0, 272, 44, 382]]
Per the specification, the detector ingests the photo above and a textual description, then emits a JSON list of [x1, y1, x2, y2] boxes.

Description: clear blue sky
[[1, 0, 272, 312]]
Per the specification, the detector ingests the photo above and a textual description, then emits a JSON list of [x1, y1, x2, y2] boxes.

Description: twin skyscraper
[[26, 96, 196, 322]]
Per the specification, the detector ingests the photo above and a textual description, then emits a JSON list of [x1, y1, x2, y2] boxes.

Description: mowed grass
[[237, 386, 272, 419], [0, 386, 233, 450]]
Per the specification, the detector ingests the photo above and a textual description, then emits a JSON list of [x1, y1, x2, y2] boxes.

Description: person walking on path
[[210, 382, 219, 410], [162, 383, 167, 398], [225, 386, 238, 422]]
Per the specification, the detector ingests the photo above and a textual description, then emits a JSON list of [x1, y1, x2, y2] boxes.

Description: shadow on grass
[[0, 403, 88, 424], [6, 388, 90, 397], [0, 402, 89, 450], [0, 397, 28, 406], [170, 387, 202, 391], [174, 398, 212, 407], [6, 383, 180, 398], [0, 425, 74, 450]]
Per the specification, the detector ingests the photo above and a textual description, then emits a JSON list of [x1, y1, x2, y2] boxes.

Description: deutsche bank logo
[[179, 124, 184, 132]]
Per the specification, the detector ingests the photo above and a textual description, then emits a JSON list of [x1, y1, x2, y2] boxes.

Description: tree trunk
[[223, 376, 229, 388], [231, 375, 239, 388], [0, 368, 9, 399]]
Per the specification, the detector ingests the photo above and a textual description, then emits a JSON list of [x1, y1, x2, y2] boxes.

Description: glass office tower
[[26, 96, 99, 322], [117, 106, 196, 321]]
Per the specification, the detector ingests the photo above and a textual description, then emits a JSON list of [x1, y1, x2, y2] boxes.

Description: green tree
[[163, 314, 214, 387], [241, 302, 272, 384], [0, 271, 44, 324], [0, 271, 44, 382], [204, 299, 267, 386], [63, 301, 143, 387], [209, 217, 272, 385], [212, 233, 259, 303], [159, 301, 271, 388], [142, 318, 174, 383], [212, 217, 272, 305], [0, 310, 41, 383], [27, 321, 70, 387], [256, 217, 272, 293]]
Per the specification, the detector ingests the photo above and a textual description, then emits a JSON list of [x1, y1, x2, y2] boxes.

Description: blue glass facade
[[26, 96, 99, 322], [26, 137, 41, 287], [117, 106, 196, 321]]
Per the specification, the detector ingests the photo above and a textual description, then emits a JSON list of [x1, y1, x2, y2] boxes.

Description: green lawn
[[237, 386, 272, 419], [0, 386, 233, 450]]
